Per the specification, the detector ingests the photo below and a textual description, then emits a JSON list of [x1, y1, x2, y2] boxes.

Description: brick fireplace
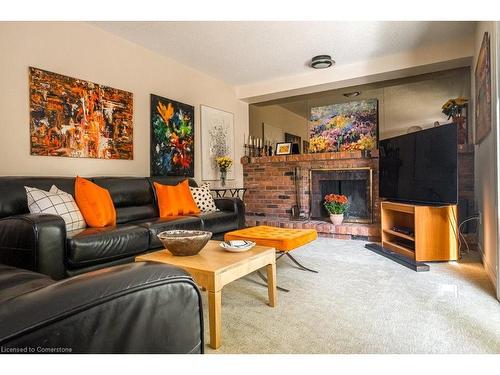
[[242, 150, 381, 240]]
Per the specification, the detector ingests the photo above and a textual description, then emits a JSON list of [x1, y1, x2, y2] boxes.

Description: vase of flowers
[[442, 97, 468, 144], [324, 194, 349, 225], [216, 156, 233, 187]]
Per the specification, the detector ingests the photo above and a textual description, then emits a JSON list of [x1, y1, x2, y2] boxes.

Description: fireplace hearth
[[310, 168, 373, 223]]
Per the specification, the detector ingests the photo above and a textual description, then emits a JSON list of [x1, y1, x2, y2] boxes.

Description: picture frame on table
[[275, 142, 292, 155]]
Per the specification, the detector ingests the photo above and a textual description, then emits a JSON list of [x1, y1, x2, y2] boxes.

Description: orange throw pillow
[[75, 176, 116, 228], [154, 180, 200, 217]]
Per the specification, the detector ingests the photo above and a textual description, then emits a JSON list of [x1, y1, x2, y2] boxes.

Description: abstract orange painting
[[29, 67, 133, 159]]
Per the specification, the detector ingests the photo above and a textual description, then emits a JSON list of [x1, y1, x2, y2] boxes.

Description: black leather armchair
[[0, 262, 204, 354]]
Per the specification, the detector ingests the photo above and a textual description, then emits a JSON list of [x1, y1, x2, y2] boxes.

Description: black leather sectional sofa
[[0, 261, 204, 353], [0, 176, 245, 280]]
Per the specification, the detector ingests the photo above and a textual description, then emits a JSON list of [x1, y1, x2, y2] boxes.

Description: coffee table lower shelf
[[135, 240, 277, 349]]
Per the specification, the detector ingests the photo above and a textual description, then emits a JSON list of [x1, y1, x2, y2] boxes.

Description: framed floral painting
[[309, 99, 378, 153], [150, 94, 194, 177]]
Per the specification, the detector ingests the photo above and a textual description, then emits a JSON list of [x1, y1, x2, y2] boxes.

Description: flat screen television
[[379, 123, 458, 205]]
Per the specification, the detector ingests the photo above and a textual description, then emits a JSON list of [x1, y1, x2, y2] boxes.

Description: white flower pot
[[329, 213, 344, 225]]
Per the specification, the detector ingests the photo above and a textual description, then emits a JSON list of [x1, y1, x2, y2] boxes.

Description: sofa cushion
[[148, 176, 198, 188], [134, 216, 203, 249], [0, 177, 75, 219], [192, 211, 239, 234], [92, 177, 157, 224], [115, 205, 158, 224], [153, 180, 200, 217], [66, 225, 150, 268], [24, 186, 86, 232], [75, 177, 116, 228], [189, 183, 218, 212], [0, 264, 54, 304]]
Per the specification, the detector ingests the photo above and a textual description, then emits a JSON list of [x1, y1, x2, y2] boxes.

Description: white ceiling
[[90, 21, 475, 86]]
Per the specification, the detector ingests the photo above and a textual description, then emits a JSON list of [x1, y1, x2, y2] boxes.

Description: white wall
[[472, 21, 499, 296], [0, 22, 248, 187]]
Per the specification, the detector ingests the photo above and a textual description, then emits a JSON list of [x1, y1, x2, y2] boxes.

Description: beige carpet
[[201, 237, 500, 354]]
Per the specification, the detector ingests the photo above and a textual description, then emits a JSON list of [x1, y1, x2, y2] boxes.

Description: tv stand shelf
[[381, 201, 458, 262], [382, 228, 415, 242]]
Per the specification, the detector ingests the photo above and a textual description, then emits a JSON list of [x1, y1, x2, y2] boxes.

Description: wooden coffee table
[[135, 240, 277, 349]]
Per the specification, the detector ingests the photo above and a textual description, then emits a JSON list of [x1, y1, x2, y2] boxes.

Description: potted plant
[[216, 156, 233, 187], [324, 194, 349, 225], [442, 96, 468, 144]]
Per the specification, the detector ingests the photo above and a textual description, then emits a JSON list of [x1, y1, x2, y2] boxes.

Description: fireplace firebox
[[309, 168, 373, 223]]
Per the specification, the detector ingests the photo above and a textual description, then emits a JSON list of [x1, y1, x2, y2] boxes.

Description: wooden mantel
[[241, 149, 379, 165]]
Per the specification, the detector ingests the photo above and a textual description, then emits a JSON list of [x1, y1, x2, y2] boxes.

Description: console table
[[211, 187, 247, 200]]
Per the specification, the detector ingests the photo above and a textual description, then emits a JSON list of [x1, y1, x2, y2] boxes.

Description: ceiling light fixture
[[310, 55, 335, 69], [343, 91, 361, 98]]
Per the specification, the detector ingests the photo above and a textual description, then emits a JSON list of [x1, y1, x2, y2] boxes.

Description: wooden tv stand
[[381, 201, 458, 262]]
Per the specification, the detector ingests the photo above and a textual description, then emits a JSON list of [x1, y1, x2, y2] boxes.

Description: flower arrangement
[[442, 97, 468, 119], [216, 156, 233, 172], [324, 194, 349, 215]]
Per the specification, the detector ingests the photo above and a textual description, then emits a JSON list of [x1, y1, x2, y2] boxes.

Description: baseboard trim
[[477, 242, 498, 290]]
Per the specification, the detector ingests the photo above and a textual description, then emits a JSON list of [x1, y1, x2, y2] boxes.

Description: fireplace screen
[[309, 168, 373, 223]]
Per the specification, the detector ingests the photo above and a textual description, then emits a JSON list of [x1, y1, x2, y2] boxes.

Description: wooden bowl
[[157, 230, 212, 256]]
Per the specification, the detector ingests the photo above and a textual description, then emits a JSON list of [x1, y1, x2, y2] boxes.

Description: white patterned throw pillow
[[25, 185, 86, 232], [189, 183, 218, 212]]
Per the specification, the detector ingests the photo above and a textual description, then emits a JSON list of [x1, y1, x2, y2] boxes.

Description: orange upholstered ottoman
[[224, 225, 318, 273], [225, 225, 317, 252]]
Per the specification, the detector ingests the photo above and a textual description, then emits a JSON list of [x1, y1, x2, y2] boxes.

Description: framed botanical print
[[201, 105, 235, 181]]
